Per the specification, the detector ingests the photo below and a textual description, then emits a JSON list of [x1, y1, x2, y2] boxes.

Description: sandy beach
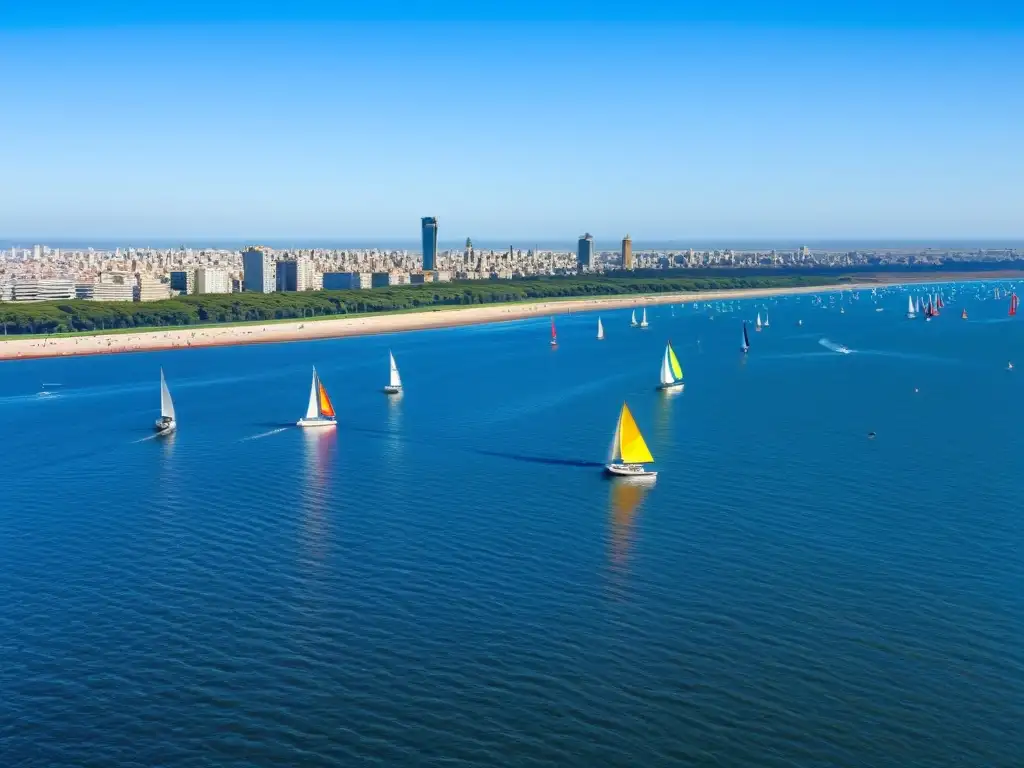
[[0, 282, 878, 361]]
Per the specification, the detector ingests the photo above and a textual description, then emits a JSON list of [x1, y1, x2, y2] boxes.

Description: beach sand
[[0, 274, 994, 361]]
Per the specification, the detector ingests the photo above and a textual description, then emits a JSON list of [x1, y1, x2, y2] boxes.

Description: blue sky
[[1, 1, 1022, 242]]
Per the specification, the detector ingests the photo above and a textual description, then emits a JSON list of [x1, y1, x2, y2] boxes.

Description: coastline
[[0, 273, 1006, 361]]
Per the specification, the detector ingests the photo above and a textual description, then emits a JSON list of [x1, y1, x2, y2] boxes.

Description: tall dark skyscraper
[[577, 233, 594, 269], [421, 217, 438, 271]]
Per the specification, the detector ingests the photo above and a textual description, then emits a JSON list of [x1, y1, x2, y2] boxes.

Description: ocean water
[[1, 284, 1023, 767]]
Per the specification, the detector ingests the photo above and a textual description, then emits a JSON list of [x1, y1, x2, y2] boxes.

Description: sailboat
[[656, 341, 684, 391], [639, 307, 649, 329], [596, 317, 605, 340], [154, 368, 176, 435], [916, 297, 923, 315], [741, 321, 750, 354], [763, 312, 770, 328], [961, 308, 968, 320], [550, 317, 558, 346], [605, 402, 657, 478], [906, 296, 916, 319], [1010, 294, 1019, 317], [384, 350, 402, 394], [937, 295, 945, 310], [297, 366, 337, 428], [755, 312, 763, 332], [630, 310, 639, 328]]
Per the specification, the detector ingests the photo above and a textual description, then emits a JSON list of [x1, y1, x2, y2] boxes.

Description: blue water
[[2, 284, 1023, 766]]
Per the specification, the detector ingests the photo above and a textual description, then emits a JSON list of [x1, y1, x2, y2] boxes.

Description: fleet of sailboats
[[384, 351, 402, 394], [657, 342, 684, 391], [297, 366, 337, 428], [605, 402, 656, 478], [155, 368, 176, 435]]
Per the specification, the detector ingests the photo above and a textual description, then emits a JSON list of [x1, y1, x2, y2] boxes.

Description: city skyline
[[2, 4, 1023, 239]]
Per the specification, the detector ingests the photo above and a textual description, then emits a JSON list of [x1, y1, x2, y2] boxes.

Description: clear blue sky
[[1, 1, 1022, 242]]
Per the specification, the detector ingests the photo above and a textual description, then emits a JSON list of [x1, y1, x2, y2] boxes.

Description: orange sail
[[317, 380, 335, 419]]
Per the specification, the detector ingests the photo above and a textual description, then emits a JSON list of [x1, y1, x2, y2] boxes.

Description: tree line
[[0, 274, 836, 335]]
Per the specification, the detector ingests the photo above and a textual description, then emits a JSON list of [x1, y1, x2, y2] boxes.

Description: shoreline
[[0, 273, 1010, 361]]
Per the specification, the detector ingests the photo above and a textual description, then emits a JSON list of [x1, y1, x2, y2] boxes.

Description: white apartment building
[[10, 278, 75, 302], [135, 275, 171, 302], [194, 267, 231, 294]]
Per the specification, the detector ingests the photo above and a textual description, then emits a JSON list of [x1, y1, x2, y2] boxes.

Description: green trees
[[0, 274, 831, 336]]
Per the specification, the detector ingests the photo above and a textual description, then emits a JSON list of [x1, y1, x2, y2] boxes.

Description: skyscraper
[[242, 246, 276, 293], [622, 234, 633, 270], [421, 217, 438, 271], [577, 233, 595, 269]]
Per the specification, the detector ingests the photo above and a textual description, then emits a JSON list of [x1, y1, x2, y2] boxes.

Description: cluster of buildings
[[0, 223, 1021, 303]]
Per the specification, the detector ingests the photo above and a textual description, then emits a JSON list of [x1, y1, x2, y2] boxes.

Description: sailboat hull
[[154, 419, 176, 435], [656, 382, 684, 392], [296, 417, 337, 428], [605, 463, 657, 478], [383, 385, 402, 394]]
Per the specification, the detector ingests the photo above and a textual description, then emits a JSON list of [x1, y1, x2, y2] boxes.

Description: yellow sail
[[318, 380, 336, 419], [668, 344, 683, 380], [618, 403, 654, 464]]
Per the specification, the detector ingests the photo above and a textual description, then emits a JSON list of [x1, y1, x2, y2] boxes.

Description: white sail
[[631, 310, 638, 326], [159, 368, 176, 420], [756, 312, 762, 329], [389, 351, 402, 388], [659, 346, 674, 386], [597, 317, 604, 340], [305, 368, 319, 420], [764, 312, 769, 327], [607, 411, 622, 463], [907, 296, 915, 315], [640, 307, 648, 327]]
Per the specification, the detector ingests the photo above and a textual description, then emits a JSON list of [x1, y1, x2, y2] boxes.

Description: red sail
[[1010, 295, 1018, 317], [937, 295, 944, 309], [551, 318, 557, 340]]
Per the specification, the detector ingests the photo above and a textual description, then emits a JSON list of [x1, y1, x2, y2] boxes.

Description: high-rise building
[[194, 267, 230, 295], [170, 270, 194, 295], [135, 275, 170, 302], [242, 247, 276, 293], [622, 234, 633, 270], [421, 216, 438, 271], [276, 260, 298, 291], [577, 233, 595, 269]]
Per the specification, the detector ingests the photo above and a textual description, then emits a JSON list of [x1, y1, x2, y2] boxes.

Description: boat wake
[[241, 427, 289, 442], [131, 434, 161, 444], [818, 338, 852, 355]]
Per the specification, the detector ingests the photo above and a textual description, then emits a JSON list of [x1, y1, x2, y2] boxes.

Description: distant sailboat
[[742, 321, 750, 354], [1010, 294, 1019, 317], [763, 312, 770, 328], [755, 312, 763, 332], [550, 317, 558, 346], [384, 350, 402, 394], [596, 317, 605, 340], [937, 295, 945, 310], [605, 402, 657, 478], [297, 366, 337, 428], [916, 297, 923, 315], [630, 310, 639, 328], [639, 307, 649, 329], [656, 341, 684, 391], [961, 308, 968, 320], [906, 295, 916, 319], [154, 368, 176, 435]]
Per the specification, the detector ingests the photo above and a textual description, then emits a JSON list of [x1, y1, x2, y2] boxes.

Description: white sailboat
[[384, 350, 402, 394], [630, 310, 638, 328], [763, 312, 770, 328], [605, 402, 657, 478], [906, 295, 916, 319], [755, 312, 763, 332], [656, 341, 684, 391], [596, 317, 605, 340], [297, 366, 337, 428], [154, 368, 176, 435], [639, 307, 649, 329]]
